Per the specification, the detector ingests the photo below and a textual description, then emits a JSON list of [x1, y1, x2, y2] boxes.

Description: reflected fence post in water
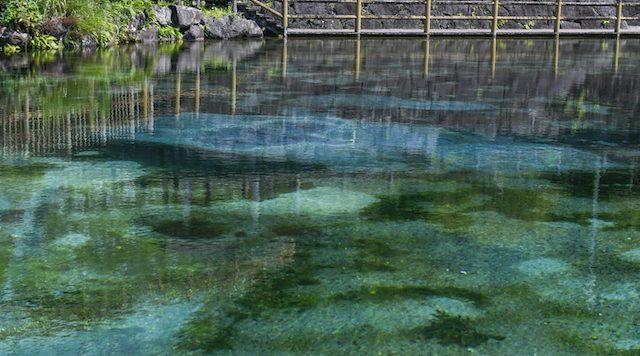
[[176, 71, 182, 118], [614, 37, 621, 74], [553, 37, 560, 78], [282, 39, 288, 80], [491, 37, 497, 79], [195, 66, 201, 117], [354, 39, 361, 81], [24, 94, 30, 156], [231, 58, 238, 115], [423, 38, 430, 79]]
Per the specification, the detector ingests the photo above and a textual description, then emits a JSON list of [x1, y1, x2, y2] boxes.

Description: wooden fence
[[247, 0, 640, 36]]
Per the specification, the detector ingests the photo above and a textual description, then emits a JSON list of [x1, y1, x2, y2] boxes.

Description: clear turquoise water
[[1, 38, 640, 354]]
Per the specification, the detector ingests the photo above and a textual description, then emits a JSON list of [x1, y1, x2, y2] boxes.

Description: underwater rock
[[600, 283, 639, 302], [514, 257, 570, 277], [0, 301, 200, 354], [427, 297, 481, 319], [138, 113, 611, 175], [620, 249, 640, 265], [221, 187, 378, 217], [44, 161, 143, 189], [74, 150, 102, 157], [52, 233, 91, 249], [613, 339, 640, 352], [0, 193, 10, 211]]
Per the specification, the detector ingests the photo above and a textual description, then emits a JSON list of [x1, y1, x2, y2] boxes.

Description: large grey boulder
[[183, 25, 205, 41], [152, 6, 172, 26], [204, 16, 263, 39], [170, 5, 204, 28]]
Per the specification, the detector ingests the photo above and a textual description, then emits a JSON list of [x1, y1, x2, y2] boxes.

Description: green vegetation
[[201, 5, 234, 19], [2, 43, 20, 55], [0, 0, 230, 53], [31, 34, 60, 50], [157, 25, 182, 42]]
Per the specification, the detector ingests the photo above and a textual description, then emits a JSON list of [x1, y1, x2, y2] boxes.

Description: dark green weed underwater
[[1, 38, 640, 354]]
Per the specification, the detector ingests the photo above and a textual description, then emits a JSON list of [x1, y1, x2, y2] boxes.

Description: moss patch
[[407, 311, 504, 347], [149, 216, 230, 239]]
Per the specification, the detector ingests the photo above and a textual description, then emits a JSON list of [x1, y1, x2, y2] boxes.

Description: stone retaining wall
[[269, 0, 639, 30]]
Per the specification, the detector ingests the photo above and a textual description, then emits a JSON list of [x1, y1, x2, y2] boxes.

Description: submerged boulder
[[170, 5, 204, 28], [204, 15, 263, 40], [620, 249, 640, 265], [515, 257, 570, 277]]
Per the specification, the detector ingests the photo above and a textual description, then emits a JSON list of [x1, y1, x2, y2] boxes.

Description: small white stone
[[620, 249, 640, 264], [53, 233, 91, 249], [515, 257, 570, 277]]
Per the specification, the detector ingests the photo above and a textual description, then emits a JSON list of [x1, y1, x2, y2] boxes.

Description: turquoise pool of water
[[1, 38, 640, 354]]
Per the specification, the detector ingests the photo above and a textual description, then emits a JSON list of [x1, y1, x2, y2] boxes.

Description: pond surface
[[1, 38, 640, 354]]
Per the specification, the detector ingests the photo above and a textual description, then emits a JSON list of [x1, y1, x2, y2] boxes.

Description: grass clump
[[201, 5, 233, 19]]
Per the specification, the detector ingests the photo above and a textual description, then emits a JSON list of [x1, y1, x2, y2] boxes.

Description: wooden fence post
[[356, 0, 362, 35], [492, 0, 500, 37], [283, 0, 289, 36], [425, 0, 432, 35], [555, 0, 562, 35], [615, 0, 623, 36]]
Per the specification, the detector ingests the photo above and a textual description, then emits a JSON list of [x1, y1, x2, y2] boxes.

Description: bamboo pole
[[615, 0, 623, 37], [492, 0, 500, 36], [425, 0, 432, 35], [555, 0, 562, 35], [356, 0, 363, 35]]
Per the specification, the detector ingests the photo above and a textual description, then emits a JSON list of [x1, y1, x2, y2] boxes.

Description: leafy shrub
[[1, 0, 45, 32], [2, 44, 21, 55], [31, 34, 60, 50], [158, 25, 182, 41]]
